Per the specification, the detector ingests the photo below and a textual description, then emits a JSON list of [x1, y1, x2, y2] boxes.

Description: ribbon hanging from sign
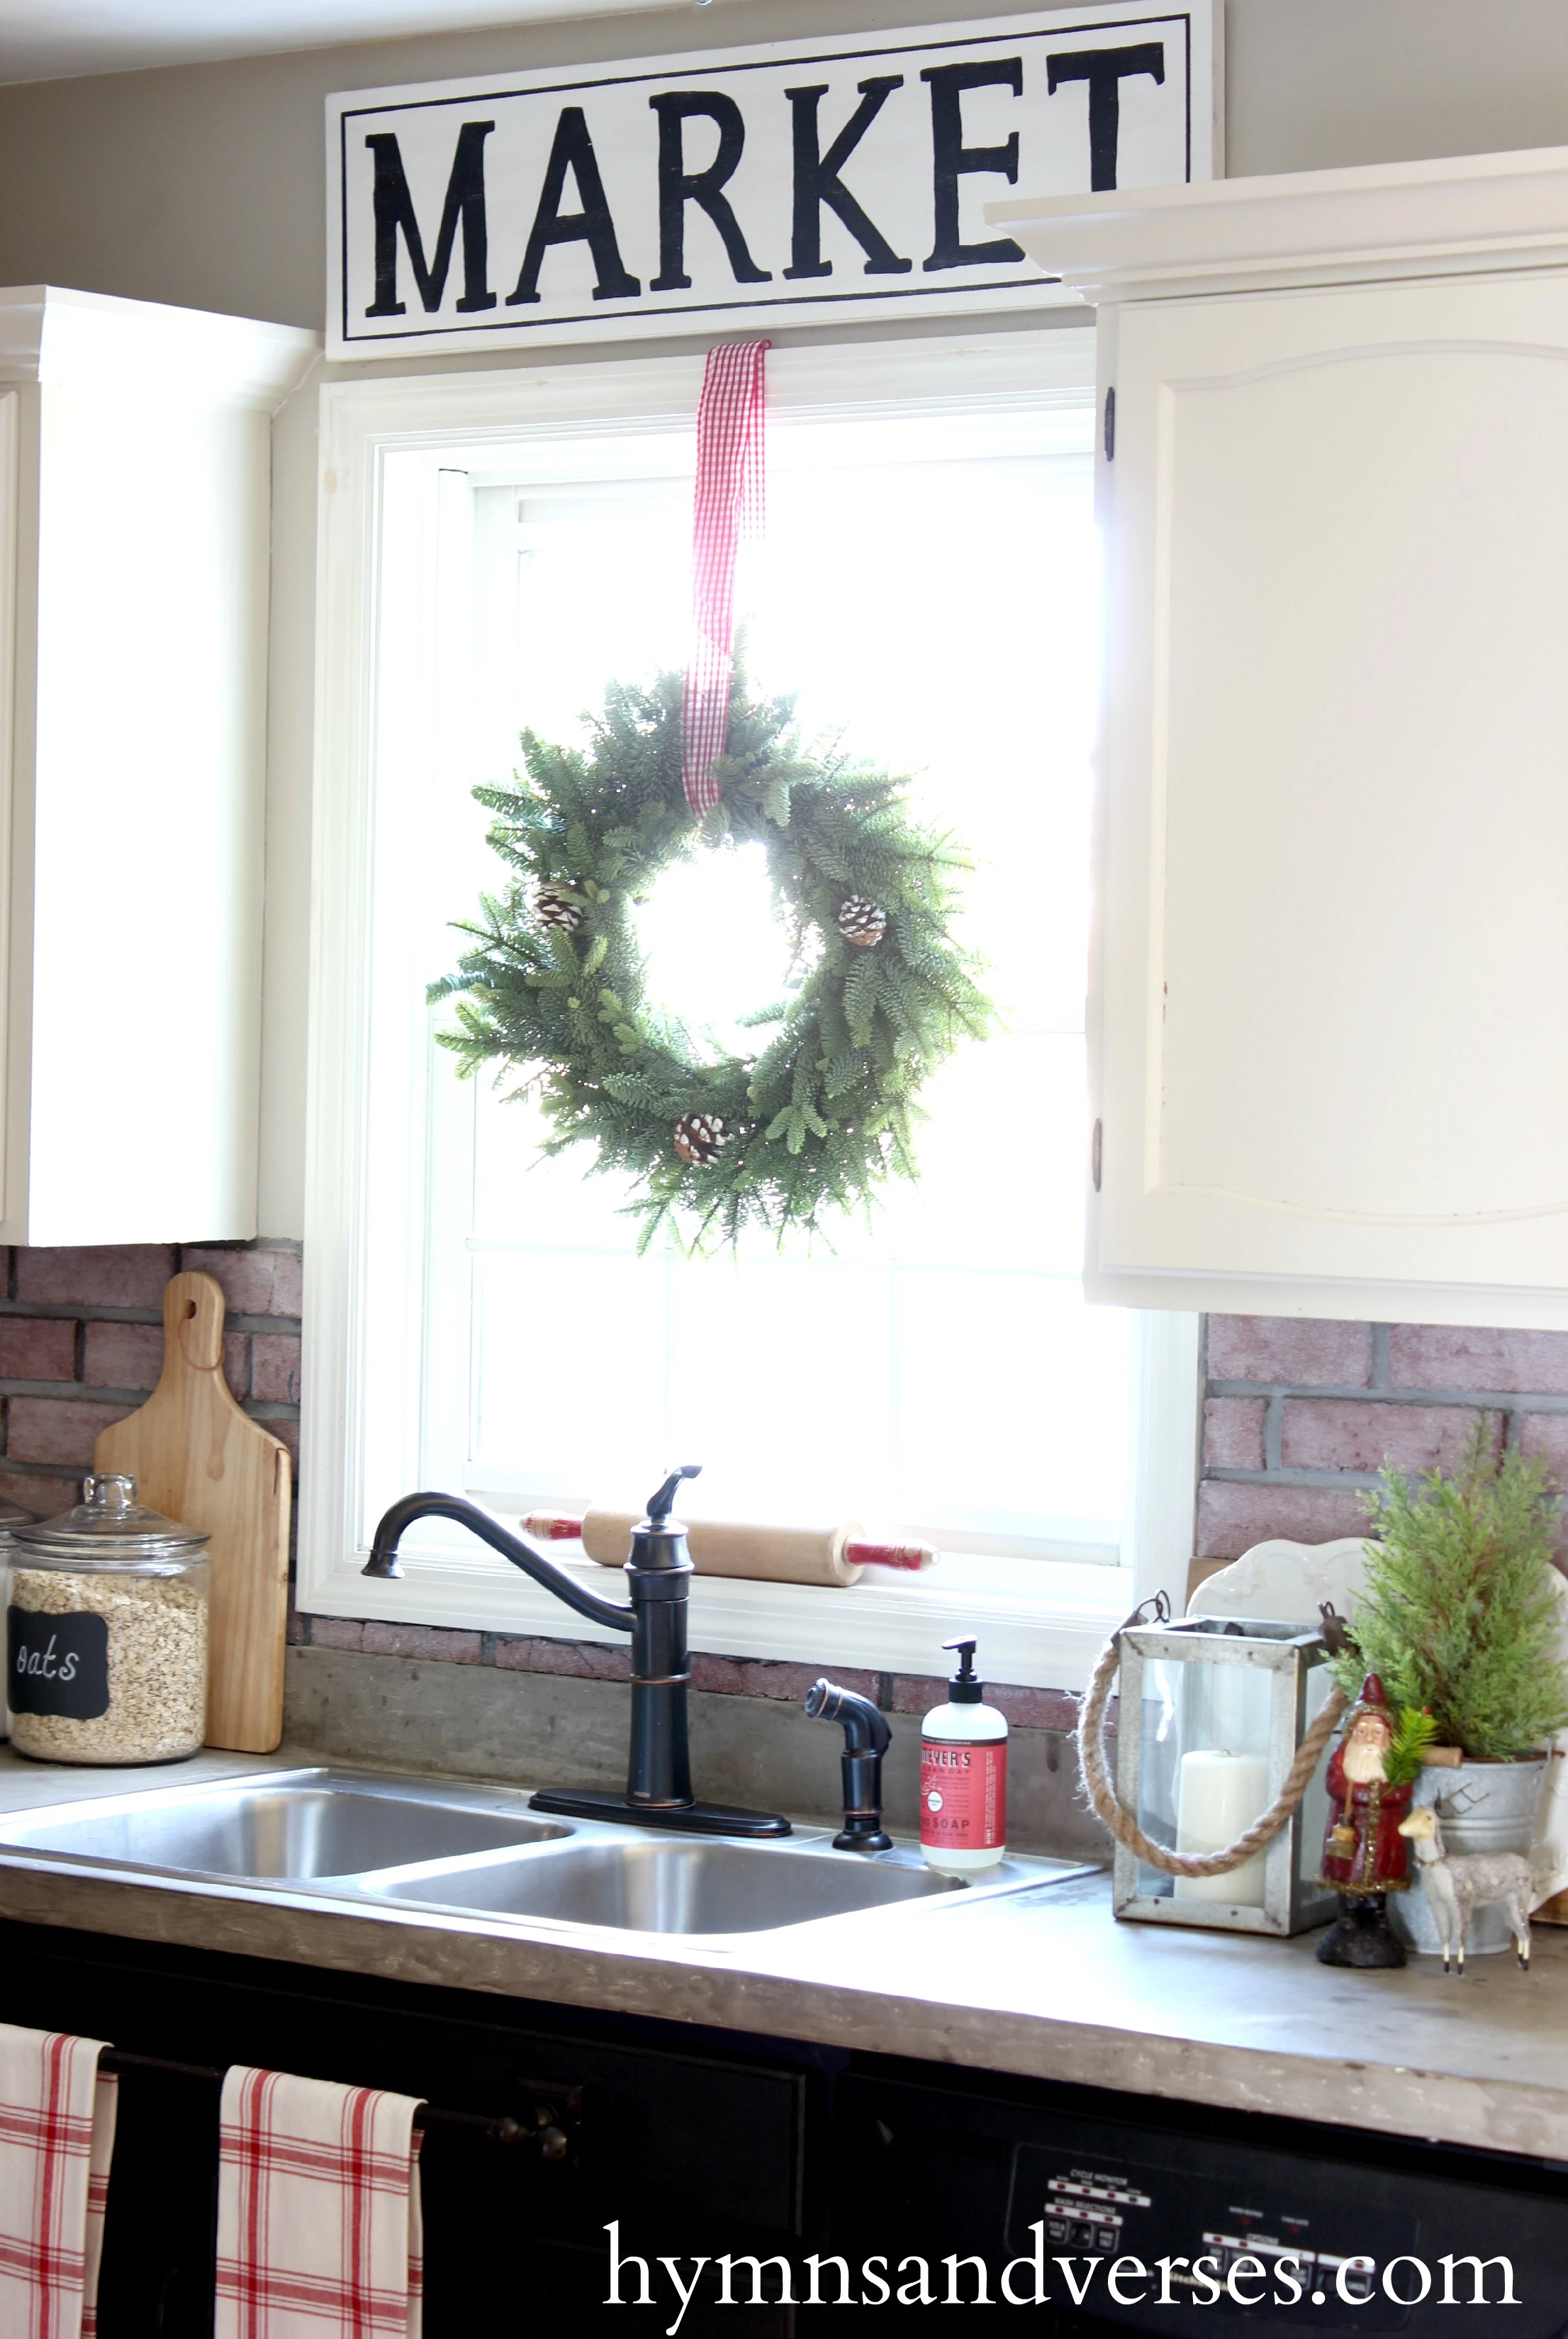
[[681, 340, 768, 816]]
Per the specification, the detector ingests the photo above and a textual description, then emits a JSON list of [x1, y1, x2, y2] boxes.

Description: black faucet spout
[[364, 1477, 790, 1840], [366, 1491, 633, 1634]]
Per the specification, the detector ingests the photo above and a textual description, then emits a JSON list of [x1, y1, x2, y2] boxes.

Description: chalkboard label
[[8, 1607, 111, 1719]]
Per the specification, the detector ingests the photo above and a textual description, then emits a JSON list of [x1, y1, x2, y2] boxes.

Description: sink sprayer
[[805, 1678, 892, 1850]]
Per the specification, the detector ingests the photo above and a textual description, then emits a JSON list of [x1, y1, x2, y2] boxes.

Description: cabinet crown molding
[[0, 284, 318, 408], [990, 144, 1568, 305]]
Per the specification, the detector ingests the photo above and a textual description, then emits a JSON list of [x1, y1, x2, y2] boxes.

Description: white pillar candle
[[1172, 1749, 1271, 1907]]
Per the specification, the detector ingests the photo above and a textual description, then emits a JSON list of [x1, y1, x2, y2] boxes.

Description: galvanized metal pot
[[1394, 1757, 1547, 1956]]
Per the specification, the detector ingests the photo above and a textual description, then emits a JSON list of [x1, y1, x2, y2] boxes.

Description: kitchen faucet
[[363, 1465, 790, 1838]]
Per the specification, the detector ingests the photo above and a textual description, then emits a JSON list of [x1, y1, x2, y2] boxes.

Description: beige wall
[[1, 0, 1566, 1230], [0, 0, 1565, 330]]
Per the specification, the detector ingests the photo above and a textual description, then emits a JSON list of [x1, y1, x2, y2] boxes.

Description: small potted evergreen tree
[[1333, 1419, 1568, 1953]]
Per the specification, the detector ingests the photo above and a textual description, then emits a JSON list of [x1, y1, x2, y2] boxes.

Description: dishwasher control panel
[[1016, 2145, 1415, 2327], [837, 2074, 1568, 2335]]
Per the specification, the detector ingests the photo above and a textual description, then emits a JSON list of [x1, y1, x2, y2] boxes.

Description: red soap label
[[920, 1737, 1007, 1851]]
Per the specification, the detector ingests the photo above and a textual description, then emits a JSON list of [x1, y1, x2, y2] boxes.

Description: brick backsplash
[[0, 1241, 301, 1518], [0, 1241, 1096, 1816], [1198, 1314, 1568, 1559], [288, 1611, 1083, 1732]]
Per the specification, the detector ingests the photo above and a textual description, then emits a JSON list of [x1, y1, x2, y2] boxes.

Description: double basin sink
[[0, 1768, 1084, 1942]]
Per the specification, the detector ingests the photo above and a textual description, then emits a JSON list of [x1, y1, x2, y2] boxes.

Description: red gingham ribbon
[[681, 339, 768, 816]]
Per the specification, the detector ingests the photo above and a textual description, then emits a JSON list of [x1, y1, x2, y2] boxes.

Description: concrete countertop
[[2, 1744, 1566, 2164]]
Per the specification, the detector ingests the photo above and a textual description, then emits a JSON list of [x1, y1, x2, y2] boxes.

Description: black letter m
[[365, 121, 497, 318]]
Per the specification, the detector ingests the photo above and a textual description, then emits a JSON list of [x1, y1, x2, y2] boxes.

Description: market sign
[[326, 4, 1219, 359]]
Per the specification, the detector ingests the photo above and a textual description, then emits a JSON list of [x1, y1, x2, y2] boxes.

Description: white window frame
[[298, 330, 1200, 1690]]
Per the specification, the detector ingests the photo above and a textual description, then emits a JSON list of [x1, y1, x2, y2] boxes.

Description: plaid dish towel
[[0, 2025, 118, 2339], [215, 2067, 425, 2339]]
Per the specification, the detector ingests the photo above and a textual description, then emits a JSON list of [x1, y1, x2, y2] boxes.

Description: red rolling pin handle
[[523, 1514, 936, 1571], [843, 1539, 936, 1573]]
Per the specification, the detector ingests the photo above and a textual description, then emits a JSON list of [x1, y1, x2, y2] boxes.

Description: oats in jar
[[6, 1474, 211, 1765]]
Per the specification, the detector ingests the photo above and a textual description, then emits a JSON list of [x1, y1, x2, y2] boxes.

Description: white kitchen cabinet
[[997, 152, 1568, 1329], [0, 286, 315, 1243]]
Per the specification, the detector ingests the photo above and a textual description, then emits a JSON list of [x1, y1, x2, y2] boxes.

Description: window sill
[[300, 1540, 1127, 1693]]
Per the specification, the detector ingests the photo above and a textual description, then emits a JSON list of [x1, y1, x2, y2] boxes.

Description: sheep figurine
[[1396, 1804, 1534, 1975]]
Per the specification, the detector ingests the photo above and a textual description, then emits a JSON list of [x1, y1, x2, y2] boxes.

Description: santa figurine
[[1316, 1673, 1412, 1967]]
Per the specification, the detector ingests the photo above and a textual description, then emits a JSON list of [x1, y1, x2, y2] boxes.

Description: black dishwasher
[[830, 2061, 1568, 2333]]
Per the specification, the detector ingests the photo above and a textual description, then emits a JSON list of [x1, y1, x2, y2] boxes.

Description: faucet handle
[[644, 1464, 701, 1526]]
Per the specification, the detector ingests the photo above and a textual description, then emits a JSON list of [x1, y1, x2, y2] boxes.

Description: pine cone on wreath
[[837, 895, 887, 949], [673, 1112, 727, 1166], [534, 882, 585, 933]]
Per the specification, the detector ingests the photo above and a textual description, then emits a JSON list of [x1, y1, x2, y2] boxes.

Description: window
[[302, 335, 1199, 1686]]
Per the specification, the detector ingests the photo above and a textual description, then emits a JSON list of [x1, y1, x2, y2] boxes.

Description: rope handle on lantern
[[1077, 1594, 1350, 1880]]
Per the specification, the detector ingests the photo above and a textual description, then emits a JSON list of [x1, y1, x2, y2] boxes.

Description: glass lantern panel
[[1136, 1653, 1275, 1905], [1296, 1659, 1335, 1902]]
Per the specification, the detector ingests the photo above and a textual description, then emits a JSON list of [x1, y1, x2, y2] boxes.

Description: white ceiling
[[0, 0, 723, 86]]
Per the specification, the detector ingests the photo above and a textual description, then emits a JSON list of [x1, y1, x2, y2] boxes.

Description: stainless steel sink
[[0, 1770, 568, 1881], [0, 1765, 1093, 1937], [362, 1836, 969, 1933]]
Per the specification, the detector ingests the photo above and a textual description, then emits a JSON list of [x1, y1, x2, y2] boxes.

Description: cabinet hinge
[[1092, 1119, 1103, 1192], [1103, 386, 1116, 462]]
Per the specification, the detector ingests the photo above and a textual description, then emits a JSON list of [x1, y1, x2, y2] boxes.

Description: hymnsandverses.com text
[[603, 2221, 1519, 2333]]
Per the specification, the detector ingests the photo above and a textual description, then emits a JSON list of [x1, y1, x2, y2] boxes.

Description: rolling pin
[[523, 1506, 936, 1587]]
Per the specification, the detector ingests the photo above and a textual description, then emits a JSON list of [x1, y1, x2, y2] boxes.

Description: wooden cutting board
[[94, 1270, 292, 1753]]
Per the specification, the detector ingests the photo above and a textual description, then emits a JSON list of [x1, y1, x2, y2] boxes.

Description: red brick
[[0, 1468, 60, 1520], [692, 1654, 875, 1703], [300, 1614, 364, 1652], [7, 1397, 133, 1467], [887, 1670, 946, 1709], [0, 1318, 74, 1382], [82, 1319, 160, 1392], [252, 1333, 300, 1405], [1518, 1419, 1568, 1559], [1196, 1479, 1372, 1561], [13, 1245, 176, 1310], [984, 1684, 1081, 1731], [359, 1621, 482, 1663], [182, 1246, 302, 1322], [1203, 1397, 1266, 1471], [493, 1634, 630, 1680], [1206, 1315, 1372, 1388], [257, 1415, 298, 1469], [1521, 1414, 1568, 1487], [82, 1319, 247, 1400], [1389, 1324, 1568, 1396], [875, 1671, 1077, 1723], [1281, 1400, 1486, 1476]]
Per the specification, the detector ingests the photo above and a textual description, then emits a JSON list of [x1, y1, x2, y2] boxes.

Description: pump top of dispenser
[[943, 1639, 982, 1703]]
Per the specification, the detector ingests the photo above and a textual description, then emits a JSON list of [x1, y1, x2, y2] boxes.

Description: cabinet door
[[0, 1923, 807, 2338], [1092, 269, 1568, 1325]]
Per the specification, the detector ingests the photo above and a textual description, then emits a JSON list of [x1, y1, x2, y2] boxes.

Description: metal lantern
[[1113, 1615, 1338, 1936]]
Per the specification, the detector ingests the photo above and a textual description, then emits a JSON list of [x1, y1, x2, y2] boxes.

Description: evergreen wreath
[[430, 664, 993, 1250]]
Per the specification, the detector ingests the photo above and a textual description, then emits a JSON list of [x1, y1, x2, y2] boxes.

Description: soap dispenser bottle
[[920, 1639, 1007, 1874]]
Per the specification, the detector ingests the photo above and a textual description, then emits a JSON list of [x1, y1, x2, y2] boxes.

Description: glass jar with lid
[[0, 1493, 40, 1741], [7, 1473, 211, 1764]]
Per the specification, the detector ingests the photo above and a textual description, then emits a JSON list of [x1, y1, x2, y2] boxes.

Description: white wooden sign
[[327, 5, 1219, 359]]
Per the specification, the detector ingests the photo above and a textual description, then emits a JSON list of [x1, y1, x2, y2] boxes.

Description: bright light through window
[[425, 401, 1130, 1558]]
